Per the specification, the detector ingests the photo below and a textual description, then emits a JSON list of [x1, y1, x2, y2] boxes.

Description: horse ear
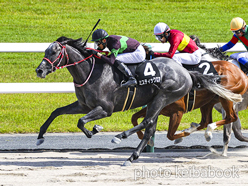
[[56, 36, 69, 43], [76, 38, 83, 42], [68, 38, 83, 46]]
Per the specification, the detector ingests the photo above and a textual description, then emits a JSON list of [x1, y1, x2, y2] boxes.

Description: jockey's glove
[[88, 49, 98, 55], [148, 50, 155, 56]]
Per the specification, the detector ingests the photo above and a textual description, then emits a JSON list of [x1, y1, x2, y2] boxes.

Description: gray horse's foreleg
[[221, 107, 231, 156], [123, 120, 157, 166], [222, 123, 233, 156], [77, 106, 109, 138], [37, 101, 90, 145]]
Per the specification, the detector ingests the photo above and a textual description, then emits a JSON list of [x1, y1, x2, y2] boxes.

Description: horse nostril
[[36, 69, 43, 74]]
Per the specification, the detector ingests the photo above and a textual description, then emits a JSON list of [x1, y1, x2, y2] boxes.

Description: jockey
[[151, 22, 202, 66], [219, 17, 248, 69], [88, 29, 146, 88]]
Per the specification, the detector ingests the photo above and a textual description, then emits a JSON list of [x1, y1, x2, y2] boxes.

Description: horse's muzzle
[[36, 61, 52, 78], [36, 68, 45, 78]]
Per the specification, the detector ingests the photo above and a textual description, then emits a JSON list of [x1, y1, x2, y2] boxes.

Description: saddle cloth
[[183, 60, 218, 113]]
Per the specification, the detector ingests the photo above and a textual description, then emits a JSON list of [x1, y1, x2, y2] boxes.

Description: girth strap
[[185, 89, 196, 113], [121, 87, 137, 112]]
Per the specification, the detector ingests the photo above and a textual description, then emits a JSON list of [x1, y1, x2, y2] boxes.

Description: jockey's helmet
[[154, 22, 170, 41], [230, 17, 246, 31], [154, 23, 170, 35], [91, 29, 109, 41]]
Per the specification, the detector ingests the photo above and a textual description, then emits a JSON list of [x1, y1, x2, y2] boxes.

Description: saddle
[[183, 60, 218, 113]]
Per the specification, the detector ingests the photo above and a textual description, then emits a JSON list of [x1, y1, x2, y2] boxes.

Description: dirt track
[[0, 149, 248, 186]]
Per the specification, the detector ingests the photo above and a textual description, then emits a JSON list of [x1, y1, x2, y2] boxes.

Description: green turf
[[1, 0, 248, 133]]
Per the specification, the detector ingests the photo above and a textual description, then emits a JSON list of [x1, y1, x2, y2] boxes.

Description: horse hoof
[[174, 138, 183, 144], [111, 137, 121, 144], [190, 122, 200, 131], [93, 125, 103, 132], [36, 138, 44, 146], [122, 160, 132, 166], [204, 131, 212, 142], [147, 139, 154, 147], [221, 153, 227, 157]]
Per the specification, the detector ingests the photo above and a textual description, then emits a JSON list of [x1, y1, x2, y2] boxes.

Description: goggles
[[155, 35, 163, 41], [232, 29, 243, 35], [94, 40, 103, 46]]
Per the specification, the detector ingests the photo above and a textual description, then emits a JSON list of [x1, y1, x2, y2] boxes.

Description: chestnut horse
[[130, 45, 248, 146]]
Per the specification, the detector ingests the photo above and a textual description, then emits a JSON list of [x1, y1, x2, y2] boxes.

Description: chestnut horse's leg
[[166, 111, 188, 140], [131, 108, 146, 140], [173, 100, 216, 143], [205, 98, 238, 141]]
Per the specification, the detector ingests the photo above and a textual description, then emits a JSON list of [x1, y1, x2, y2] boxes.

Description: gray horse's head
[[36, 42, 62, 78], [36, 37, 85, 78]]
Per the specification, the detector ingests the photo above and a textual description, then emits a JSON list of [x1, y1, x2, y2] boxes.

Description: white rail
[[0, 83, 75, 94], [0, 43, 246, 52], [0, 42, 246, 93]]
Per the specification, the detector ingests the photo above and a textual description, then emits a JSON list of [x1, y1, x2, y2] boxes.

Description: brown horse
[[131, 49, 248, 144]]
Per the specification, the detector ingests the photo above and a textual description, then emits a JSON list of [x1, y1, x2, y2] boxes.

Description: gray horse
[[36, 37, 241, 166], [214, 92, 248, 156]]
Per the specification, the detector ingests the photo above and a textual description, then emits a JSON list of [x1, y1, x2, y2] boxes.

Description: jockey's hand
[[148, 50, 155, 56], [207, 48, 215, 53], [88, 49, 98, 55]]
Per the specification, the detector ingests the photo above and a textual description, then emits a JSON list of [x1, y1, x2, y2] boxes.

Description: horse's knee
[[167, 133, 175, 141], [50, 108, 61, 118], [232, 114, 238, 122], [226, 114, 238, 123], [77, 118, 85, 129], [144, 118, 154, 127]]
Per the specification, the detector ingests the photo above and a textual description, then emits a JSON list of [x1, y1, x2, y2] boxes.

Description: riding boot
[[239, 57, 248, 70], [113, 60, 137, 87]]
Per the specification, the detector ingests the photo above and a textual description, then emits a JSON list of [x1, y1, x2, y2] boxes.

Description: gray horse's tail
[[232, 124, 248, 142], [189, 71, 243, 103]]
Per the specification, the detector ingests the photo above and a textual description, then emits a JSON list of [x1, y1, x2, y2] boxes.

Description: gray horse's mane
[[190, 35, 230, 61], [56, 36, 89, 56]]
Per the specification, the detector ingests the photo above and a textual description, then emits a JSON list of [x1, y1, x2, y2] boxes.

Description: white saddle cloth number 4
[[144, 62, 156, 76]]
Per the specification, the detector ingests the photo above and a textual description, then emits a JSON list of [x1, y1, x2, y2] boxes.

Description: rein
[[43, 41, 97, 87]]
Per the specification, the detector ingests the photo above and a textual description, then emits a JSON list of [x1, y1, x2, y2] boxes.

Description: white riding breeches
[[116, 44, 146, 64], [230, 52, 248, 61], [172, 49, 202, 66]]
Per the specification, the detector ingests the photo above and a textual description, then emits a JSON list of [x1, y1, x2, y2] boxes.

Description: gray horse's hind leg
[[112, 93, 166, 144], [123, 119, 158, 166], [37, 101, 91, 145], [217, 106, 232, 156], [223, 123, 233, 156], [112, 89, 188, 144]]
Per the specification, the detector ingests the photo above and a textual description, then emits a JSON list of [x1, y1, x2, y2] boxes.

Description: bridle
[[42, 41, 95, 87]]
